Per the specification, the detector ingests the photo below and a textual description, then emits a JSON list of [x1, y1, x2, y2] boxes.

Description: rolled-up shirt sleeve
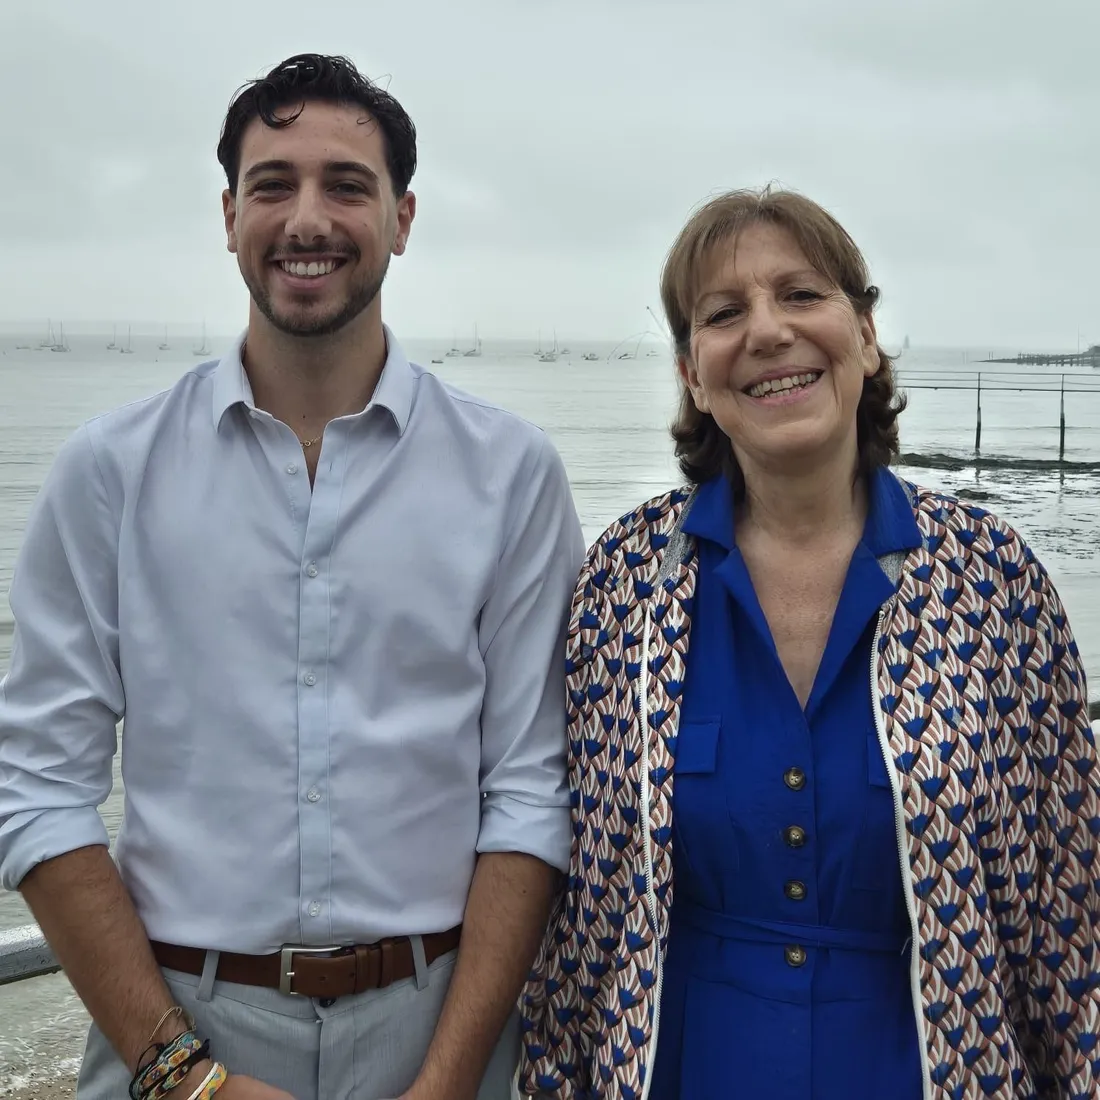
[[476, 431, 585, 872], [0, 423, 124, 889]]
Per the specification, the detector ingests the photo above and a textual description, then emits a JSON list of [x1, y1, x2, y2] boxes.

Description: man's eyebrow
[[242, 159, 294, 184], [326, 161, 381, 184], [241, 160, 381, 185]]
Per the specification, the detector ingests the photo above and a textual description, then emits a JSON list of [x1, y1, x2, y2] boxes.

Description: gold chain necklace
[[298, 433, 322, 449]]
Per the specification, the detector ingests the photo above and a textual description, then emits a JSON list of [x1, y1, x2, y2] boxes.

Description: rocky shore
[[2, 1074, 77, 1100]]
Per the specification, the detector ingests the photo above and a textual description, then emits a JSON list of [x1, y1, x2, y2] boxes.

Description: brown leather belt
[[150, 926, 461, 998]]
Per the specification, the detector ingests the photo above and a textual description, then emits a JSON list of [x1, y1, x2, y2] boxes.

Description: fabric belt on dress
[[677, 900, 907, 954], [150, 925, 462, 998]]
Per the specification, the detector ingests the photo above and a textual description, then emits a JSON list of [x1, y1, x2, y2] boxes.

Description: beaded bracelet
[[130, 1031, 207, 1100]]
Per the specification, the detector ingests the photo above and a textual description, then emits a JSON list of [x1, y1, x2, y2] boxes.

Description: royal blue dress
[[649, 467, 926, 1099]]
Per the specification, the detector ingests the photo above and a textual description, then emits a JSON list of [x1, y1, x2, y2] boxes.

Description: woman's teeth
[[747, 372, 821, 399]]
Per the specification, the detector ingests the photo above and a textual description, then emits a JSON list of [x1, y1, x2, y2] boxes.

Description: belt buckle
[[278, 944, 344, 997]]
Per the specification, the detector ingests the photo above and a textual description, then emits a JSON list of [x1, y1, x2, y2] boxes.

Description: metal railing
[[897, 369, 1100, 461], [0, 921, 59, 986], [5, 690, 1100, 988]]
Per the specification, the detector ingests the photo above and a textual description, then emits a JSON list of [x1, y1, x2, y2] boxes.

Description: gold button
[[784, 825, 807, 848], [783, 767, 806, 791], [784, 880, 807, 901], [785, 945, 807, 967]]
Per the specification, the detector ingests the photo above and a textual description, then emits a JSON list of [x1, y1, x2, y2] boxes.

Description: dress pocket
[[676, 718, 721, 774], [850, 732, 902, 895], [672, 718, 740, 889]]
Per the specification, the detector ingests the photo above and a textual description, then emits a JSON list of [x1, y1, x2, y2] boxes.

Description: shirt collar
[[862, 465, 923, 558], [211, 324, 415, 436], [682, 464, 922, 558], [682, 473, 736, 551]]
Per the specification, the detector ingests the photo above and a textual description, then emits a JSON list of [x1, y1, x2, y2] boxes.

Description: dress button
[[784, 825, 807, 848], [303, 672, 316, 687], [307, 902, 321, 917], [306, 787, 321, 803], [306, 563, 319, 578], [783, 767, 806, 791], [785, 945, 807, 967], [785, 880, 808, 901], [286, 462, 298, 475]]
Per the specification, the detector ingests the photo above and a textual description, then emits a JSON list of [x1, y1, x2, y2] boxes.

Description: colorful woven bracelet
[[144, 1041, 212, 1100], [130, 1031, 205, 1100], [136, 1031, 203, 1093]]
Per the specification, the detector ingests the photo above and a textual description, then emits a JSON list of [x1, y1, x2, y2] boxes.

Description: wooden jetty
[[981, 345, 1100, 367]]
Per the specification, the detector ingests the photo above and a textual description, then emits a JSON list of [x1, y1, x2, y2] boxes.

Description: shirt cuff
[[0, 807, 111, 890], [477, 794, 571, 873]]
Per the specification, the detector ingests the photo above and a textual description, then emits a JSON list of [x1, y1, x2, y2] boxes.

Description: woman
[[518, 188, 1100, 1099]]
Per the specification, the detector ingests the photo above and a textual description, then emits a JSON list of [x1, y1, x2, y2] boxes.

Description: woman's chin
[[735, 423, 857, 478]]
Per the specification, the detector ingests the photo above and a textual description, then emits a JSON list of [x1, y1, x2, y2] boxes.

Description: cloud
[[1, 0, 1097, 345]]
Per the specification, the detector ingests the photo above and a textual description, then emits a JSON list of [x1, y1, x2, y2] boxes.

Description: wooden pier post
[[1059, 375, 1066, 461], [975, 372, 982, 454]]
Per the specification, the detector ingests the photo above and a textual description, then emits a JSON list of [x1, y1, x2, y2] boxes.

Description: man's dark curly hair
[[217, 53, 417, 196]]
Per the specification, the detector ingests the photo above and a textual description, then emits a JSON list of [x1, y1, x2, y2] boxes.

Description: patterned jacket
[[519, 478, 1100, 1100]]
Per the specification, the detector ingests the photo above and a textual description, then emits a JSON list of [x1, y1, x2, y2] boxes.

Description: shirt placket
[[289, 427, 344, 945]]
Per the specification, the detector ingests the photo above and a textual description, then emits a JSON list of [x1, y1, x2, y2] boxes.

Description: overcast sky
[[1, 0, 1096, 348]]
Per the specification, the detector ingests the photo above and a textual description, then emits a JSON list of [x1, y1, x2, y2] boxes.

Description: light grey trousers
[[76, 949, 520, 1100]]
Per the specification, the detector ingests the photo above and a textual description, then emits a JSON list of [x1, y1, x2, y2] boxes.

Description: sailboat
[[192, 322, 210, 357], [445, 332, 462, 357], [121, 326, 135, 354], [159, 324, 170, 350], [50, 322, 70, 352], [903, 334, 911, 351], [462, 323, 482, 357], [539, 330, 559, 363], [107, 324, 119, 351], [37, 320, 55, 350]]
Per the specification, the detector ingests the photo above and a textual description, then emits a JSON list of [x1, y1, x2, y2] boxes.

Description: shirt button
[[306, 563, 319, 578], [286, 462, 298, 475], [307, 902, 321, 917], [303, 672, 317, 687], [784, 825, 807, 848], [306, 787, 321, 803], [785, 945, 807, 968], [783, 767, 806, 791], [785, 880, 808, 902]]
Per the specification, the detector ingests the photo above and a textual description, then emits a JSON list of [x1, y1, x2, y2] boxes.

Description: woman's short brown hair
[[660, 186, 906, 488]]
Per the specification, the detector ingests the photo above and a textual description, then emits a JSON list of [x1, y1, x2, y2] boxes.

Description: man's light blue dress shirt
[[0, 329, 584, 953]]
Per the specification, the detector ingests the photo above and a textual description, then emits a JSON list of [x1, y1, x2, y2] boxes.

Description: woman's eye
[[788, 288, 821, 302], [706, 307, 740, 324]]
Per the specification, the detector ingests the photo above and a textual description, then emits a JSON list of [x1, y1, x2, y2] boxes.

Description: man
[[0, 54, 584, 1100]]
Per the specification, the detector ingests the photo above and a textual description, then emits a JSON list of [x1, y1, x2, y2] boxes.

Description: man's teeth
[[747, 372, 821, 398], [280, 259, 339, 277]]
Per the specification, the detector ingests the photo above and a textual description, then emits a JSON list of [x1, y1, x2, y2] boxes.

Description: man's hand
[[217, 1073, 298, 1100]]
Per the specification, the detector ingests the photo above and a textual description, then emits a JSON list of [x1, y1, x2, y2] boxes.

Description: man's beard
[[246, 254, 390, 338]]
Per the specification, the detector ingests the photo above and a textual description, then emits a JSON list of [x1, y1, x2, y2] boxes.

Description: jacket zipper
[[636, 608, 662, 1100], [870, 607, 932, 1100]]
